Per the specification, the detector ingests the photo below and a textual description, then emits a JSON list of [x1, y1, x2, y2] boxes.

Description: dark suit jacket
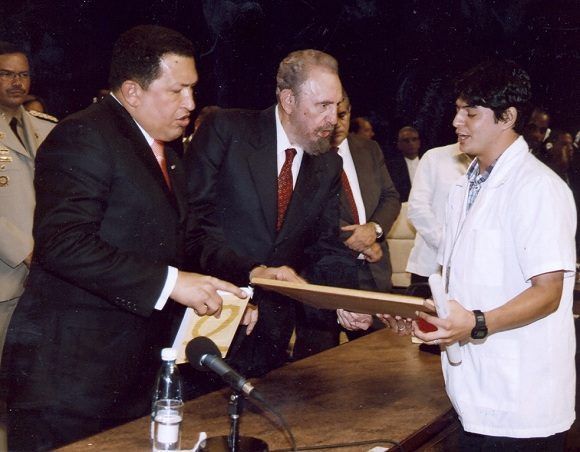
[[184, 105, 342, 375], [387, 153, 414, 202], [343, 134, 400, 291], [2, 96, 187, 437]]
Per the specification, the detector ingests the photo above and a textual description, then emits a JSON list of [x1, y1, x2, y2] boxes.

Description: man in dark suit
[[294, 92, 401, 357], [1, 25, 247, 451], [184, 49, 345, 377], [387, 126, 422, 202]]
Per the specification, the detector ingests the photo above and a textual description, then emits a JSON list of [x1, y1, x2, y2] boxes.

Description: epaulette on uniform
[[28, 110, 58, 123]]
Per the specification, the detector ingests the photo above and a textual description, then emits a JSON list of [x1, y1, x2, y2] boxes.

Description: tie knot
[[330, 146, 339, 153], [285, 147, 297, 160], [151, 139, 165, 159]]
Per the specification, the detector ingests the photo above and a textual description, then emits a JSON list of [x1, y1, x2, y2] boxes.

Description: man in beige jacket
[[0, 41, 56, 359]]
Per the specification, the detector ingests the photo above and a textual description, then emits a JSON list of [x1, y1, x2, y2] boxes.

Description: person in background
[[387, 126, 421, 202], [23, 94, 49, 114], [294, 91, 400, 358], [1, 25, 248, 451], [351, 116, 375, 140], [406, 142, 471, 292], [0, 41, 57, 364]]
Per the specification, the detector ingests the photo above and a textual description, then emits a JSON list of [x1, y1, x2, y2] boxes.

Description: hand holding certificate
[[172, 288, 252, 364]]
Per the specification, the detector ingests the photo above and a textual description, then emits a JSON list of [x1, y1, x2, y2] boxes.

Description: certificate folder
[[172, 288, 251, 364], [251, 278, 427, 319]]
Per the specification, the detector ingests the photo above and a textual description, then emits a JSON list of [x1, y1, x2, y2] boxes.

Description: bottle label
[[154, 410, 182, 444]]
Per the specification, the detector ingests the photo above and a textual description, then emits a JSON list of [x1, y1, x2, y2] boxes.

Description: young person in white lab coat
[[414, 60, 576, 451]]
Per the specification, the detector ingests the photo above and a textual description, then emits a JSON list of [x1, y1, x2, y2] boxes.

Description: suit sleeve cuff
[[154, 266, 178, 310]]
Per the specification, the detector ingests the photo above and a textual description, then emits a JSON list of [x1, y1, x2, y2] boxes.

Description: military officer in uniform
[[0, 41, 57, 360]]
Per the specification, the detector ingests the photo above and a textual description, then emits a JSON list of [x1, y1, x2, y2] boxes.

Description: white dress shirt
[[275, 105, 304, 185], [336, 138, 366, 224], [404, 156, 420, 184]]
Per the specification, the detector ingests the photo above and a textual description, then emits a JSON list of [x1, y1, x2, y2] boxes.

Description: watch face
[[472, 328, 488, 339]]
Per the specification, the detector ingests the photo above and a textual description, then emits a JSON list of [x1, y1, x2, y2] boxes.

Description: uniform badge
[[0, 131, 5, 140], [0, 175, 9, 187], [0, 149, 11, 162]]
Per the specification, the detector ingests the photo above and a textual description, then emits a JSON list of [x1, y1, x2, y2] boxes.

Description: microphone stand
[[227, 391, 243, 452], [200, 390, 268, 452]]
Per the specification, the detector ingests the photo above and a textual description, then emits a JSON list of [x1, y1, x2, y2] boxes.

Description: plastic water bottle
[[151, 348, 184, 451]]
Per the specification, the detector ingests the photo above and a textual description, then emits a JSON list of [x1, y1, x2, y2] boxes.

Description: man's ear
[[279, 88, 296, 115], [500, 107, 517, 130], [119, 80, 142, 108]]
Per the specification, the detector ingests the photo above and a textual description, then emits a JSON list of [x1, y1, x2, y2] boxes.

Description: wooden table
[[60, 330, 456, 451]]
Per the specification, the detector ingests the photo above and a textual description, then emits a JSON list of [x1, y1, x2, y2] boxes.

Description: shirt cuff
[[154, 266, 178, 310]]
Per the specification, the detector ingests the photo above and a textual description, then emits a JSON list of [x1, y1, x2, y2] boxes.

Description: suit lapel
[[21, 110, 40, 157], [0, 112, 29, 159], [166, 148, 187, 222], [348, 137, 374, 219], [104, 96, 180, 210], [247, 106, 278, 239]]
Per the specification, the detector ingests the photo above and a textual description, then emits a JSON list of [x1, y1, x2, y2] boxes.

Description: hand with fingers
[[412, 298, 474, 346], [171, 271, 247, 317], [336, 308, 373, 331], [376, 313, 413, 336], [249, 265, 307, 284]]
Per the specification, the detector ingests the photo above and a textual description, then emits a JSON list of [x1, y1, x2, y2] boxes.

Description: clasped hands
[[341, 223, 382, 262]]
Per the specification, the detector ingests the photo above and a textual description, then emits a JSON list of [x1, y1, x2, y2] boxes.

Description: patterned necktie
[[277, 148, 297, 231], [331, 146, 359, 224], [9, 117, 26, 150], [151, 139, 172, 189]]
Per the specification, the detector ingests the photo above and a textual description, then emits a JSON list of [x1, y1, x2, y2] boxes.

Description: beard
[[304, 136, 332, 155], [296, 124, 334, 156]]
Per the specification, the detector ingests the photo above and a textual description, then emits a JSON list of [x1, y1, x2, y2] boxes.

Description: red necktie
[[331, 146, 359, 224], [151, 139, 172, 189], [277, 148, 297, 231]]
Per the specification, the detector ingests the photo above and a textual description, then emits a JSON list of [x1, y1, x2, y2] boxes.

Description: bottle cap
[[161, 348, 177, 361]]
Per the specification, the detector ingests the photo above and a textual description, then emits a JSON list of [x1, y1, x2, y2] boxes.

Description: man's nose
[[452, 111, 463, 128]]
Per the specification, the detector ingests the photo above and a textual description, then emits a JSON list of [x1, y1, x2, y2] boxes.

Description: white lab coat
[[439, 136, 576, 437]]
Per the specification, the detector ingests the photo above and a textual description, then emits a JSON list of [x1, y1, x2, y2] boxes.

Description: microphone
[[186, 337, 264, 402]]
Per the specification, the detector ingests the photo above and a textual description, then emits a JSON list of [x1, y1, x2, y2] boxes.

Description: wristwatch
[[371, 222, 384, 241], [471, 310, 488, 339]]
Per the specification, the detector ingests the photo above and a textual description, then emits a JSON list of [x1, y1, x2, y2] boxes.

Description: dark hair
[[454, 60, 531, 134], [108, 25, 195, 91], [350, 117, 370, 133], [0, 41, 27, 57]]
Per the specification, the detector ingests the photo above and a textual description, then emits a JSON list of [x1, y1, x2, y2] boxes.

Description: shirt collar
[[275, 104, 303, 155], [0, 105, 23, 124], [467, 156, 499, 184], [110, 92, 154, 146]]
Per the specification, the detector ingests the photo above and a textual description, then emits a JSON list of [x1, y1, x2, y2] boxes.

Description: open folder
[[251, 278, 427, 319], [172, 288, 252, 364]]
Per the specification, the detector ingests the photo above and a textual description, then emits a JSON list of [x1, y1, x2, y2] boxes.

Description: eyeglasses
[[0, 71, 30, 81]]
